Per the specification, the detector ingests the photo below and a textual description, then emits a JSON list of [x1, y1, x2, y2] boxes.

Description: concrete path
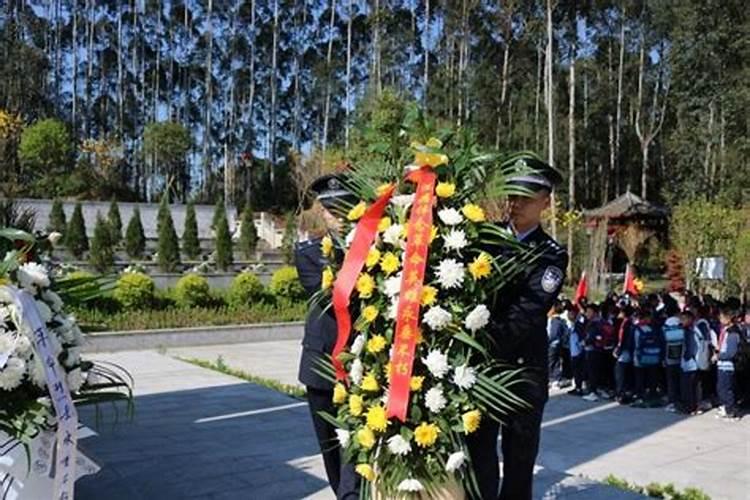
[[76, 343, 750, 500]]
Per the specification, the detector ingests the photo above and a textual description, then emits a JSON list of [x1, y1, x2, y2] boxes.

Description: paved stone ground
[[76, 343, 750, 500]]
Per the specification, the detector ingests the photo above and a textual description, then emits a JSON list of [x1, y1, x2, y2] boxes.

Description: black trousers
[[614, 361, 632, 398], [680, 370, 699, 413], [561, 347, 572, 380], [635, 365, 659, 400], [571, 355, 585, 390], [665, 364, 681, 405], [586, 350, 604, 393], [306, 387, 359, 499], [548, 342, 561, 381], [717, 370, 736, 415], [466, 407, 544, 500]]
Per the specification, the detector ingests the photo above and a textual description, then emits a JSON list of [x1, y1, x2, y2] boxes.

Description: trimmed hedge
[[227, 272, 265, 307], [114, 272, 156, 310], [173, 273, 212, 308], [269, 266, 305, 301]]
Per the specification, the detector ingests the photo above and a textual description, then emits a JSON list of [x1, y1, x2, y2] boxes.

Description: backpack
[[663, 321, 685, 362], [636, 324, 662, 366], [694, 320, 712, 371], [734, 326, 750, 373]]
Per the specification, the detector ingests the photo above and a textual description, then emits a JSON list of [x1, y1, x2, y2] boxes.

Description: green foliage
[[107, 198, 122, 245], [18, 118, 73, 191], [604, 474, 711, 500], [156, 195, 181, 272], [211, 199, 225, 231], [281, 213, 296, 265], [238, 206, 259, 259], [181, 356, 306, 399], [732, 229, 750, 294], [113, 272, 156, 310], [182, 201, 200, 260], [47, 198, 66, 233], [269, 265, 305, 301], [89, 213, 114, 272], [214, 210, 233, 271], [173, 273, 212, 308], [124, 207, 146, 259], [65, 203, 88, 259], [227, 272, 265, 307], [142, 122, 192, 200]]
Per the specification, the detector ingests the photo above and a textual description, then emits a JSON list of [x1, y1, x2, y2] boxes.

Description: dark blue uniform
[[467, 225, 568, 500], [295, 238, 358, 499]]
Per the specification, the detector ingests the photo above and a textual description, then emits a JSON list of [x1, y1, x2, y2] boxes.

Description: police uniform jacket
[[295, 238, 338, 391], [488, 225, 568, 406]]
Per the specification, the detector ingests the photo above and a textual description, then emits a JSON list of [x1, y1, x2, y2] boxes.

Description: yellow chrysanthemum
[[462, 410, 481, 434], [380, 252, 400, 275], [357, 427, 376, 449], [468, 252, 492, 280], [462, 204, 486, 222], [377, 216, 392, 233], [414, 151, 449, 168], [376, 183, 393, 196], [348, 201, 367, 221], [366, 405, 389, 432], [421, 286, 437, 307], [430, 225, 438, 243], [365, 247, 381, 268], [435, 182, 456, 198], [349, 394, 364, 416], [356, 273, 375, 298], [332, 383, 347, 404], [426, 137, 443, 148], [366, 334, 387, 354], [410, 376, 425, 391], [385, 362, 392, 378], [321, 235, 333, 257], [414, 422, 440, 448], [362, 305, 379, 323], [321, 267, 334, 290], [356, 464, 376, 482], [361, 373, 380, 392]]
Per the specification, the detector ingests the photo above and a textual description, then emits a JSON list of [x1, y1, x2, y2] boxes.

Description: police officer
[[296, 174, 359, 499], [466, 157, 568, 500]]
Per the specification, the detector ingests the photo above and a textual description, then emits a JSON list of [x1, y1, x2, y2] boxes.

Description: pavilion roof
[[583, 191, 670, 219]]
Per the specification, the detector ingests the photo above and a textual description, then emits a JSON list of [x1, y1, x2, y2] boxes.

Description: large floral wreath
[[315, 132, 547, 498]]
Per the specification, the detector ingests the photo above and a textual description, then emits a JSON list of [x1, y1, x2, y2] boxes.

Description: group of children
[[547, 292, 749, 421]]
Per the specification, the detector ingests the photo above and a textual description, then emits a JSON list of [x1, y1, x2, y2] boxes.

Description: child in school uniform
[[715, 303, 742, 420]]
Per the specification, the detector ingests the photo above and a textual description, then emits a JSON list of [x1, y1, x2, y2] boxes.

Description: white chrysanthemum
[[445, 451, 467, 472], [382, 224, 404, 247], [437, 208, 463, 226], [349, 358, 364, 385], [397, 479, 424, 492], [35, 300, 53, 323], [345, 228, 357, 247], [350, 335, 365, 356], [425, 386, 447, 413], [435, 259, 465, 289], [64, 347, 81, 368], [453, 365, 477, 389], [390, 194, 415, 209], [442, 229, 468, 251], [41, 290, 64, 313], [30, 357, 46, 388], [422, 350, 450, 379], [381, 387, 390, 406], [0, 332, 15, 355], [464, 304, 490, 332], [387, 298, 399, 320], [422, 306, 452, 331], [384, 273, 403, 297], [387, 434, 412, 456], [0, 357, 26, 390], [14, 335, 32, 359], [335, 428, 351, 448], [67, 367, 84, 392], [17, 262, 50, 290]]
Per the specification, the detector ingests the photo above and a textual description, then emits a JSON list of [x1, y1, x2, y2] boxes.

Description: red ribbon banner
[[332, 185, 396, 382], [386, 167, 437, 422]]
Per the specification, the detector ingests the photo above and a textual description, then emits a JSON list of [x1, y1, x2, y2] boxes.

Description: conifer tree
[[65, 203, 88, 259], [47, 198, 66, 234], [125, 207, 146, 259], [107, 198, 123, 245], [238, 205, 259, 260], [89, 212, 114, 272], [157, 195, 181, 272], [182, 201, 201, 260], [215, 211, 233, 271]]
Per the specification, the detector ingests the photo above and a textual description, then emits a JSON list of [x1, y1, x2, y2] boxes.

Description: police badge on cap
[[507, 156, 563, 193]]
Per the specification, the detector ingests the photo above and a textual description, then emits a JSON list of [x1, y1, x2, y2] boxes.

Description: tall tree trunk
[[495, 0, 513, 149], [249, 0, 256, 148], [545, 0, 557, 239], [322, 0, 337, 154], [117, 0, 124, 137], [423, 0, 430, 105], [269, 0, 279, 187], [345, 0, 353, 150], [203, 0, 214, 195], [615, 6, 625, 195], [372, 0, 382, 94], [583, 69, 589, 205], [567, 18, 576, 280], [534, 47, 542, 152], [85, 0, 94, 137], [72, 1, 78, 134], [153, 0, 162, 122]]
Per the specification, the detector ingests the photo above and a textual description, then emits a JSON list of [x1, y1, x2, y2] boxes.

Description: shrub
[[89, 213, 114, 272], [269, 266, 305, 301], [65, 202, 88, 258], [227, 272, 265, 307], [182, 201, 200, 260], [47, 198, 67, 233], [125, 207, 146, 259], [215, 211, 233, 271], [173, 273, 211, 308], [238, 206, 258, 259], [114, 272, 156, 309], [107, 198, 122, 245], [157, 195, 181, 272]]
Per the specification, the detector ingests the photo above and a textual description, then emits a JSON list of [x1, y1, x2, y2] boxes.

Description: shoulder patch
[[541, 266, 563, 293]]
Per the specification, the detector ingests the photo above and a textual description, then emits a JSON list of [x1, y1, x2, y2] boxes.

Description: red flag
[[623, 264, 638, 296], [574, 271, 588, 305]]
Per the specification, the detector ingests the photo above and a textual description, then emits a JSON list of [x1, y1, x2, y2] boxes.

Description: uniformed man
[[466, 156, 568, 500], [295, 174, 359, 499]]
